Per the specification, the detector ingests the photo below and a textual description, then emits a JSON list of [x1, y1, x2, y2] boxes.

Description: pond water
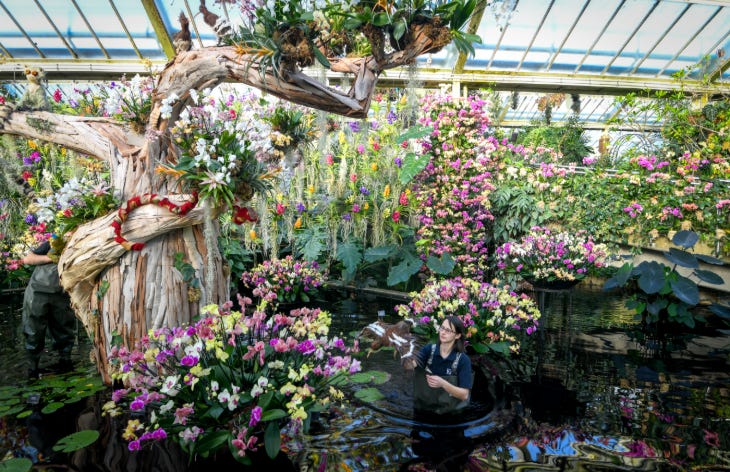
[[1, 284, 730, 471]]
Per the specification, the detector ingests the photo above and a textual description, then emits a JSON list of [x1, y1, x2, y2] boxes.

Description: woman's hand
[[426, 374, 447, 389], [426, 374, 470, 401]]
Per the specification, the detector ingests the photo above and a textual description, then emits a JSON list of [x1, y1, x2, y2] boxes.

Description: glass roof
[[0, 0, 728, 128]]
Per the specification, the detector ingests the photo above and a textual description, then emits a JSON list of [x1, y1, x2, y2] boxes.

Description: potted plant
[[495, 226, 610, 290], [602, 230, 726, 328]]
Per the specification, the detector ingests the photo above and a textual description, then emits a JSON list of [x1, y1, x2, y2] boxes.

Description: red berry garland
[[111, 192, 199, 251]]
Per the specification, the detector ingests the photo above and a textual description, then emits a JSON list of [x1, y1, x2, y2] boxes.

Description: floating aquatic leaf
[[52, 430, 100, 453]]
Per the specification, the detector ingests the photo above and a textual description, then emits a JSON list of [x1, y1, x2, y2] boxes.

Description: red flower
[[53, 89, 62, 103], [21, 170, 32, 181], [392, 211, 400, 222], [62, 208, 73, 217], [232, 206, 259, 225]]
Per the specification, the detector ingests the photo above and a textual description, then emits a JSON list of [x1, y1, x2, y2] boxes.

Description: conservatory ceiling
[[0, 0, 729, 129]]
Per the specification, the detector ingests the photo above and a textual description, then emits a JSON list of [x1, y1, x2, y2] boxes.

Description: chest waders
[[413, 345, 470, 414]]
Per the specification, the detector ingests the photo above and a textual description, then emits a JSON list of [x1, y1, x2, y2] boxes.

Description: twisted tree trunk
[[0, 24, 451, 383]]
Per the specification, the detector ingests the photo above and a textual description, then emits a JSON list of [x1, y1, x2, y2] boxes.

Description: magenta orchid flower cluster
[[396, 276, 541, 355], [412, 94, 528, 278], [106, 300, 360, 464], [240, 255, 327, 305], [495, 226, 610, 283]]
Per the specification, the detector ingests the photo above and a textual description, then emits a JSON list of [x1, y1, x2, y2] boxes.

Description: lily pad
[[52, 430, 100, 453], [0, 458, 32, 472], [354, 387, 385, 403], [349, 370, 390, 385]]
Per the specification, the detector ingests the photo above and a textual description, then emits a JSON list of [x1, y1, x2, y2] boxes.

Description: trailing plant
[[603, 230, 726, 328]]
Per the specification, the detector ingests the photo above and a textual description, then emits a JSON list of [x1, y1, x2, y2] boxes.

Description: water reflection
[[295, 285, 730, 471], [1, 286, 729, 471]]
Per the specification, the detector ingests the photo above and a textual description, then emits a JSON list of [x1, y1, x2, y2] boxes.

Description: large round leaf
[[663, 248, 699, 269], [672, 230, 699, 249], [52, 430, 100, 453], [670, 276, 699, 306], [694, 269, 724, 285], [636, 261, 666, 294]]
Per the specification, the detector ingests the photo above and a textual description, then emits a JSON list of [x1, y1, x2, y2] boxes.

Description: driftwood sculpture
[[0, 4, 467, 384], [359, 320, 419, 370]]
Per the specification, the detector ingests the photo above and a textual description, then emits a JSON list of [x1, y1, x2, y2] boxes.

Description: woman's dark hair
[[444, 315, 466, 353]]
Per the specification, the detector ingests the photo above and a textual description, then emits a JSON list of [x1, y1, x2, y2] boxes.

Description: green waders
[[22, 263, 75, 377]]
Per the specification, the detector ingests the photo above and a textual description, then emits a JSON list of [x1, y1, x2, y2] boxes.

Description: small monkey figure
[[172, 12, 192, 55], [17, 66, 50, 111]]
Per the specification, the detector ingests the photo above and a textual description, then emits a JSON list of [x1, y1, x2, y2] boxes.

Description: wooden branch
[[58, 196, 219, 332], [0, 109, 125, 162], [150, 22, 452, 121]]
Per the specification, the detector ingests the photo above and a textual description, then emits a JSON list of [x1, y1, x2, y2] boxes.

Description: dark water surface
[[1, 285, 730, 471]]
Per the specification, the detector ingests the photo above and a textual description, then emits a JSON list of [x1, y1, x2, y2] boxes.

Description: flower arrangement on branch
[[159, 88, 276, 210], [495, 226, 610, 285], [240, 256, 328, 306], [396, 276, 541, 355], [225, 0, 481, 77], [107, 301, 360, 465]]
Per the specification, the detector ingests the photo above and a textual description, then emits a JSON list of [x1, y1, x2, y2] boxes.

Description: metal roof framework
[[0, 0, 728, 129]]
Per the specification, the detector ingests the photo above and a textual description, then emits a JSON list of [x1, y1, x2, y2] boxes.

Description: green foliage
[[489, 186, 549, 246], [353, 387, 386, 402], [52, 430, 100, 453], [0, 458, 32, 472], [173, 252, 200, 289], [603, 230, 726, 327], [517, 115, 594, 163], [0, 369, 105, 421]]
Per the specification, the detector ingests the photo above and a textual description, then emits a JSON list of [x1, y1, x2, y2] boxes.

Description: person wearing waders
[[22, 240, 75, 379]]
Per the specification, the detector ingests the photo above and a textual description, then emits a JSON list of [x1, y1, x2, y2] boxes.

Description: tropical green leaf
[[636, 261, 666, 294], [399, 152, 430, 184], [0, 458, 32, 472], [672, 230, 699, 249], [694, 269, 724, 285], [663, 248, 699, 269], [396, 125, 433, 142], [487, 342, 510, 355], [52, 430, 100, 453], [264, 421, 281, 459], [695, 253, 725, 265], [336, 241, 363, 274], [393, 19, 407, 41], [372, 12, 391, 26], [194, 430, 230, 457], [670, 276, 700, 306], [426, 252, 455, 275], [364, 244, 398, 262], [602, 263, 633, 290], [261, 408, 288, 422], [313, 46, 331, 69], [387, 252, 422, 286]]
